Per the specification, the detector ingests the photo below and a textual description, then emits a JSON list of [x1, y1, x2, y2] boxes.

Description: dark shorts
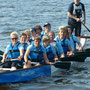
[[68, 22, 81, 36], [2, 61, 23, 68]]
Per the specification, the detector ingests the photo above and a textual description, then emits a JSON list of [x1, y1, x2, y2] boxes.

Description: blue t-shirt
[[71, 34, 80, 50], [54, 36, 70, 46], [44, 44, 56, 55], [56, 42, 64, 56], [28, 44, 46, 60], [28, 44, 46, 54], [69, 37, 75, 51]]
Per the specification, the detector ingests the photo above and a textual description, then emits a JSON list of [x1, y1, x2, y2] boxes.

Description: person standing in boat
[[65, 25, 83, 51], [42, 35, 58, 62], [24, 29, 31, 44], [67, 0, 86, 36], [41, 22, 51, 36], [54, 26, 73, 56], [48, 31, 64, 58], [1, 32, 24, 70], [23, 35, 52, 68]]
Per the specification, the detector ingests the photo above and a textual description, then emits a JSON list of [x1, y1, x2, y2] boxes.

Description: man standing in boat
[[67, 0, 86, 36]]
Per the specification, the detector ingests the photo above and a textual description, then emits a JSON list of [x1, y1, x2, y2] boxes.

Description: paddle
[[0, 56, 2, 61], [53, 61, 71, 70], [59, 53, 86, 62], [80, 36, 90, 38], [0, 59, 24, 68], [81, 21, 90, 32], [24, 61, 71, 70], [0, 50, 4, 55], [0, 59, 71, 70]]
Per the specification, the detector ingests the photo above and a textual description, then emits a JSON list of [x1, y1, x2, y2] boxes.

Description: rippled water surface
[[0, 0, 90, 90]]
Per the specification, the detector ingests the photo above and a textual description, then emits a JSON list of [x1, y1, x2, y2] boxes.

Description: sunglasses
[[11, 38, 18, 40]]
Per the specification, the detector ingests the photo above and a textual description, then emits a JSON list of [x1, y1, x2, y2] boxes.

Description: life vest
[[28, 45, 44, 62], [45, 45, 54, 62], [73, 3, 83, 18], [29, 39, 34, 45], [71, 35, 76, 50], [22, 43, 28, 55], [60, 38, 69, 54], [50, 41, 59, 57], [7, 42, 20, 59]]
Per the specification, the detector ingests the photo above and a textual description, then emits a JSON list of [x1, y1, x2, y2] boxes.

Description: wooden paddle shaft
[[80, 36, 90, 38], [81, 22, 90, 32]]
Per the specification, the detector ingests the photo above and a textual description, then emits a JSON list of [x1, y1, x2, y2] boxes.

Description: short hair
[[35, 25, 42, 31], [34, 35, 41, 41], [42, 35, 50, 42], [24, 29, 31, 35], [20, 32, 27, 38], [65, 25, 71, 29], [10, 31, 18, 38], [58, 26, 65, 33], [49, 31, 55, 37]]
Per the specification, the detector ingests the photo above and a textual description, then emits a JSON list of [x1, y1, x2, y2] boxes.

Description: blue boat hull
[[0, 65, 51, 84]]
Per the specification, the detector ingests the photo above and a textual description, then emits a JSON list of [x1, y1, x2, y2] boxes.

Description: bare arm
[[2, 53, 7, 63], [18, 49, 24, 60], [24, 48, 31, 63], [43, 54, 53, 65], [68, 12, 81, 22], [43, 54, 49, 64], [78, 42, 83, 51], [82, 11, 86, 24], [54, 55, 58, 62], [67, 45, 73, 56], [60, 53, 65, 58]]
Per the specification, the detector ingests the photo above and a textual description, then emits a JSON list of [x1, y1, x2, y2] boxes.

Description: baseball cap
[[30, 27, 36, 32], [43, 23, 51, 27]]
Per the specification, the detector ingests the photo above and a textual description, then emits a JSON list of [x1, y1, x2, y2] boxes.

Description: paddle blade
[[59, 54, 86, 62], [0, 50, 4, 55], [54, 61, 71, 70], [85, 48, 90, 57], [0, 56, 2, 61]]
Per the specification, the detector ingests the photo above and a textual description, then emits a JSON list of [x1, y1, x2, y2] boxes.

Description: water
[[0, 0, 90, 89]]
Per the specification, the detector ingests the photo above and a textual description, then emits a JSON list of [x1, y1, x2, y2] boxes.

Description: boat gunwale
[[0, 64, 48, 74]]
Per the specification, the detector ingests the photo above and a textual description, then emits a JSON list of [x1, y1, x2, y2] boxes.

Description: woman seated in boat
[[35, 25, 43, 39], [42, 35, 58, 62], [23, 35, 52, 68], [24, 29, 31, 44], [65, 25, 83, 51], [1, 32, 24, 70], [54, 26, 73, 56], [19, 33, 29, 60], [48, 31, 64, 58]]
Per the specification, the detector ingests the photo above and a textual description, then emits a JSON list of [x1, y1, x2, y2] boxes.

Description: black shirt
[[68, 2, 85, 24]]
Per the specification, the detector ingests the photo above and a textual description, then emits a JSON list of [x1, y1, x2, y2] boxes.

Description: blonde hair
[[42, 35, 50, 42], [24, 29, 31, 35], [58, 26, 65, 33], [10, 31, 18, 38]]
